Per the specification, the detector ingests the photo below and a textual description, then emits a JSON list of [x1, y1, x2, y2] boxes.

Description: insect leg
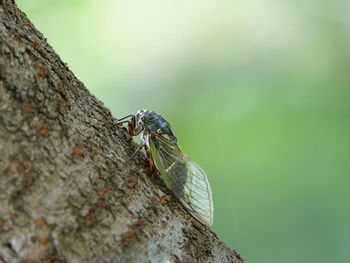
[[125, 143, 144, 162], [118, 125, 128, 133], [125, 131, 149, 163], [143, 132, 157, 171], [145, 146, 156, 171], [111, 118, 128, 133]]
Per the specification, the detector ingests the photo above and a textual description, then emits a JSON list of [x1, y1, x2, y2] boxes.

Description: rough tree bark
[[0, 1, 243, 262]]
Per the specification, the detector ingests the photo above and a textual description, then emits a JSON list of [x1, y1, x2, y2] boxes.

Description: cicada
[[116, 110, 213, 226]]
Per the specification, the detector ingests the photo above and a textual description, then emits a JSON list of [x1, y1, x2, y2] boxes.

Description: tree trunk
[[0, 1, 243, 262]]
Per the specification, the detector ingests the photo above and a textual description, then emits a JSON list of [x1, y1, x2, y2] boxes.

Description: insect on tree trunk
[[0, 1, 243, 262]]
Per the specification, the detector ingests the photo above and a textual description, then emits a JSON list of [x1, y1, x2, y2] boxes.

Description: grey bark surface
[[0, 1, 243, 262]]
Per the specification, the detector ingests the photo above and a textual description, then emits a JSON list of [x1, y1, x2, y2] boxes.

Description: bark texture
[[0, 1, 243, 262]]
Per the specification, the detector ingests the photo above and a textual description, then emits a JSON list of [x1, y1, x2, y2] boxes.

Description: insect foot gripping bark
[[116, 109, 214, 226]]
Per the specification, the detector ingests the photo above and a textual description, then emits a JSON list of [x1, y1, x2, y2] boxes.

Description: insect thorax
[[137, 110, 176, 141]]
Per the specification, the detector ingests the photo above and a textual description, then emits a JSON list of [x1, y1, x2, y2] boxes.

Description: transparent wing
[[150, 135, 214, 226]]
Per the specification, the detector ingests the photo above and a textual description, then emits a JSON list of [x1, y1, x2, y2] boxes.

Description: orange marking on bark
[[0, 220, 4, 228], [98, 187, 112, 198], [37, 127, 48, 136], [95, 201, 105, 208], [31, 40, 40, 47], [73, 146, 83, 156], [26, 177, 34, 184], [122, 230, 137, 246], [138, 218, 146, 226], [59, 99, 66, 108], [39, 237, 49, 246], [38, 70, 48, 78], [57, 86, 65, 92], [151, 197, 158, 205], [161, 197, 168, 206], [35, 219, 45, 228], [18, 167, 26, 174], [21, 103, 34, 113], [83, 217, 92, 226]]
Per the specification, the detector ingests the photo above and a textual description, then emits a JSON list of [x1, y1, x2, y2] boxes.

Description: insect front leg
[[145, 144, 156, 171], [143, 132, 156, 171], [125, 142, 144, 163], [125, 131, 148, 163]]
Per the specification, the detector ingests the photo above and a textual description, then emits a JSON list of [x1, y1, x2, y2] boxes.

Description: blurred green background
[[17, 1, 350, 262]]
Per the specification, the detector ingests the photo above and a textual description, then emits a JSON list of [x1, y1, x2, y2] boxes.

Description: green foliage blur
[[17, 1, 350, 262]]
